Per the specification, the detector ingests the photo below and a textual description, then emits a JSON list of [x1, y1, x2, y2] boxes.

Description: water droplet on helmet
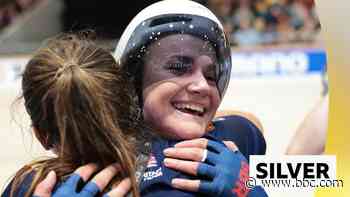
[[142, 22, 146, 26], [189, 24, 194, 29], [157, 32, 161, 35], [169, 24, 174, 28], [182, 21, 185, 25], [149, 36, 153, 39]]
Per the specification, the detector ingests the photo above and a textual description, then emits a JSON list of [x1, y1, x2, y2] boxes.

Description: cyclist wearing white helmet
[[31, 0, 267, 196]]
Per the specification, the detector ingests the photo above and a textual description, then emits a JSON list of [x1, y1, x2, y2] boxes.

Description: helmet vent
[[149, 15, 192, 27]]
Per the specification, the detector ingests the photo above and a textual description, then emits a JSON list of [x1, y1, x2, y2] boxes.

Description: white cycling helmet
[[114, 0, 232, 97]]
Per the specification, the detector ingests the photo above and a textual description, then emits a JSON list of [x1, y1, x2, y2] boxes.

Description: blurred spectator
[[289, 0, 319, 42], [207, 0, 233, 19], [232, 17, 262, 46], [202, 0, 321, 46], [232, 0, 255, 30], [206, 0, 235, 42], [0, 0, 42, 32], [269, 3, 296, 43], [0, 0, 321, 46]]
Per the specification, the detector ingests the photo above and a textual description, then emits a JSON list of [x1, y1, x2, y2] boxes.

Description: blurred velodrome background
[[0, 0, 326, 196]]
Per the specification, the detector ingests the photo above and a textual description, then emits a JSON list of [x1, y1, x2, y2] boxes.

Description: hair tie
[[55, 63, 79, 78]]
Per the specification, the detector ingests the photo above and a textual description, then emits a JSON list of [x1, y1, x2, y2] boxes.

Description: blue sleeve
[[211, 115, 266, 161], [1, 172, 35, 197], [140, 139, 201, 197]]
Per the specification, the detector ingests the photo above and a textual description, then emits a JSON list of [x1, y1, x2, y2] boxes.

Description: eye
[[204, 68, 217, 82], [164, 62, 192, 75], [205, 75, 216, 82], [205, 75, 217, 86]]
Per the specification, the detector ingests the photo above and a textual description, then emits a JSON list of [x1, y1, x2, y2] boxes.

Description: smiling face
[[142, 34, 221, 140]]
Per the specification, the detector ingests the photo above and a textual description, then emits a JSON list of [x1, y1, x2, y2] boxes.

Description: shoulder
[[1, 171, 35, 197], [211, 110, 266, 158], [214, 110, 264, 134]]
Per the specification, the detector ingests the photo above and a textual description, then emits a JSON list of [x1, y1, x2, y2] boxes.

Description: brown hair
[[10, 32, 141, 197]]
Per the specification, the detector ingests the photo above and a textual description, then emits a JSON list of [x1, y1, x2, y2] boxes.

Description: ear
[[33, 126, 51, 150]]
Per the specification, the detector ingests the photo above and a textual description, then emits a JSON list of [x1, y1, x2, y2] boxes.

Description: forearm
[[286, 95, 328, 154]]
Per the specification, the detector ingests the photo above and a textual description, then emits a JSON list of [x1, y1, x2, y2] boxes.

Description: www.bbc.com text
[[245, 177, 343, 189]]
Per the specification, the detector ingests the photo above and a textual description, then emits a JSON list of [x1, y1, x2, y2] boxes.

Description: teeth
[[174, 103, 205, 113]]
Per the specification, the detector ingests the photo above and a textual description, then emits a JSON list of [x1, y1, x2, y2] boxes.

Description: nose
[[187, 71, 210, 96]]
